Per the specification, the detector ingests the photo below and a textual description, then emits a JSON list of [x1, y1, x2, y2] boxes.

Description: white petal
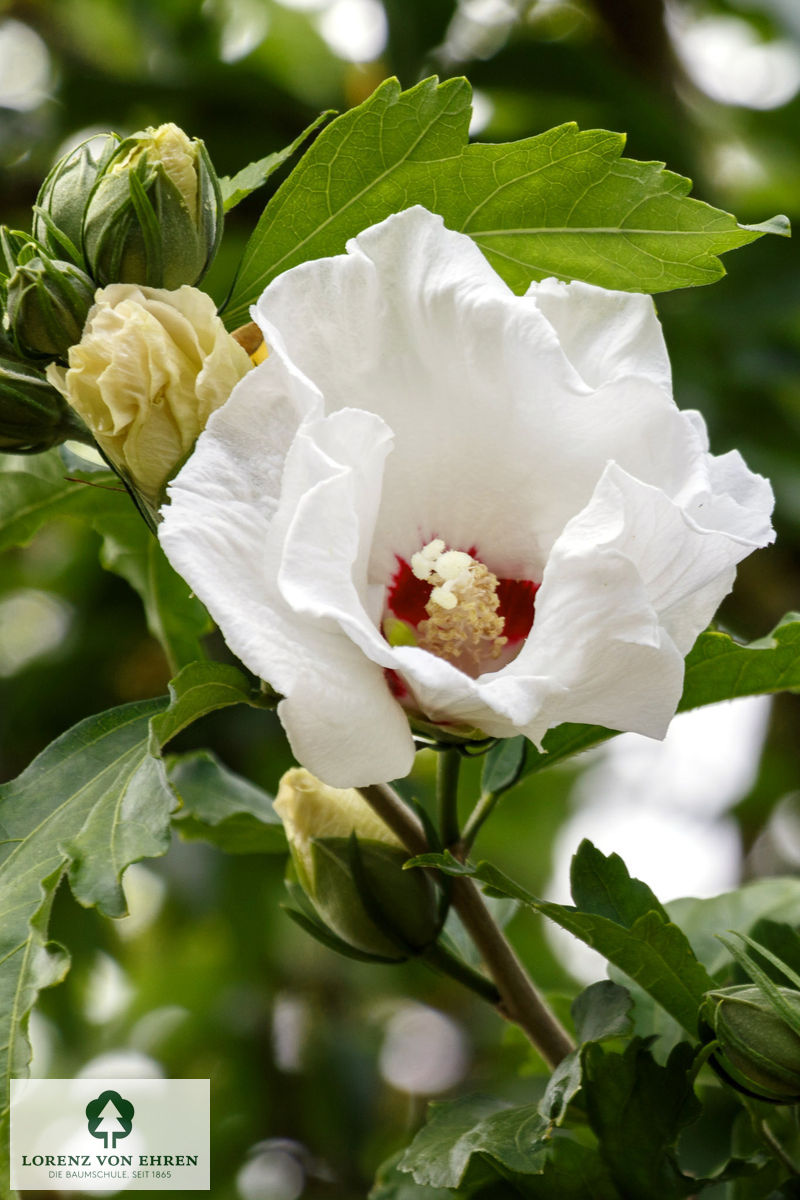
[[254, 207, 710, 583], [513, 456, 773, 740], [529, 277, 673, 393], [160, 355, 415, 788]]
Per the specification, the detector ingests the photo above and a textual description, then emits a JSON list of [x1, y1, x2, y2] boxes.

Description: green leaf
[[571, 981, 634, 1046], [170, 749, 285, 853], [538, 1052, 582, 1126], [679, 614, 800, 711], [0, 697, 168, 1176], [668, 878, 800, 978], [0, 461, 122, 552], [538, 984, 635, 1130], [514, 1137, 621, 1199], [582, 1039, 701, 1199], [0, 659, 266, 1167], [219, 111, 335, 211], [90, 502, 212, 674], [481, 736, 527, 797], [370, 1152, 453, 1199], [446, 847, 714, 1035], [223, 75, 785, 328], [398, 1094, 549, 1189], [745, 919, 800, 986], [569, 839, 669, 926], [397, 1093, 624, 1197], [151, 659, 273, 747], [521, 723, 616, 778]]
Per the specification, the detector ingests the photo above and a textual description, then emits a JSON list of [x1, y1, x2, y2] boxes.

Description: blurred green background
[[1, 0, 799, 1196]]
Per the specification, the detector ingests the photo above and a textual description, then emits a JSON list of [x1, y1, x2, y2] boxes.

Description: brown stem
[[359, 783, 574, 1069]]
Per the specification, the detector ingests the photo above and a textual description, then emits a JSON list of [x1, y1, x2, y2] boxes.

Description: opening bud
[[33, 134, 120, 265], [274, 768, 441, 962], [45, 283, 252, 520], [82, 123, 223, 289]]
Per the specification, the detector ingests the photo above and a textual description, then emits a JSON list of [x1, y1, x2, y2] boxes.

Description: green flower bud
[[4, 249, 95, 361], [32, 134, 120, 265], [700, 984, 800, 1103], [274, 768, 440, 961], [0, 355, 90, 453], [83, 123, 223, 289]]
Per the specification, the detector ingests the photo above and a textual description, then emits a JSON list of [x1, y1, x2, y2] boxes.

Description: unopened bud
[[5, 250, 94, 361], [0, 356, 90, 453], [32, 134, 120, 264], [701, 984, 800, 1103], [83, 123, 223, 289], [274, 768, 440, 961]]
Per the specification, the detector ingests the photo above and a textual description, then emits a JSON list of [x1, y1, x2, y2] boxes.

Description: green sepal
[[5, 251, 94, 361], [32, 132, 120, 264], [0, 356, 92, 453], [280, 904, 405, 965], [346, 833, 432, 957]]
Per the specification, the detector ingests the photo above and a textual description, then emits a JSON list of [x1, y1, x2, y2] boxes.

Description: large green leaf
[[582, 1039, 701, 1200], [0, 661, 265, 1176], [0, 696, 168, 1182], [370, 1153, 453, 1200], [223, 76, 785, 327], [667, 877, 800, 979], [396, 1092, 623, 1197], [397, 1094, 548, 1190], [421, 843, 714, 1035]]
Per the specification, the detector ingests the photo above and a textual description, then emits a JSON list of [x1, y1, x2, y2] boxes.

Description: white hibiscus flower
[[159, 207, 774, 787]]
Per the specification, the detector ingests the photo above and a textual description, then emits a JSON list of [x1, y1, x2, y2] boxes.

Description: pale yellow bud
[[47, 283, 252, 511], [274, 767, 402, 891], [274, 767, 438, 960]]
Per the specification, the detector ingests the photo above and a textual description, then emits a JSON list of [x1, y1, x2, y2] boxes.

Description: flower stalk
[[437, 746, 461, 850], [359, 780, 574, 1069]]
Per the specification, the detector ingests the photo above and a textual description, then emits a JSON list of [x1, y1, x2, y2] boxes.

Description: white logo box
[[10, 1078, 209, 1191]]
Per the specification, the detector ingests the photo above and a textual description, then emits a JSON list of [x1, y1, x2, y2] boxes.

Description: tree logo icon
[[85, 1090, 135, 1149]]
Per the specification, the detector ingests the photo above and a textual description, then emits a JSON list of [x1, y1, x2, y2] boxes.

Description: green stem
[[422, 942, 502, 1005], [359, 781, 574, 1069], [459, 789, 499, 853], [759, 1119, 800, 1176], [742, 1098, 800, 1176], [437, 746, 462, 849]]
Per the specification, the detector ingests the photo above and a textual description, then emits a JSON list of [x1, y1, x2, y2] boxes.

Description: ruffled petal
[[253, 208, 709, 583], [511, 458, 774, 740], [161, 362, 415, 787], [529, 277, 673, 393]]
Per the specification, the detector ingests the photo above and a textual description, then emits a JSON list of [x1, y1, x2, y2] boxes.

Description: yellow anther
[[412, 540, 507, 669]]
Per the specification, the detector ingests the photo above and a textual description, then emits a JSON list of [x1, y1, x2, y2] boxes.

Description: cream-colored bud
[[274, 767, 402, 889], [47, 283, 252, 511], [274, 767, 438, 960]]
